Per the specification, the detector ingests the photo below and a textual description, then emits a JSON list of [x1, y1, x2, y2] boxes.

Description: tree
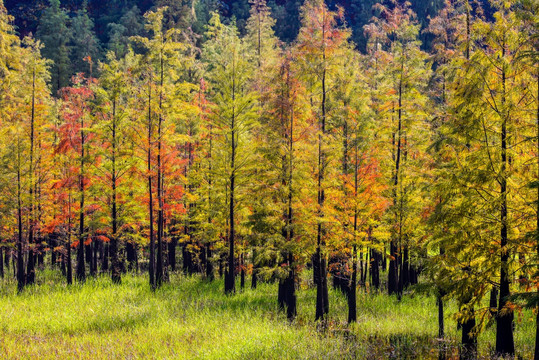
[[429, 1, 533, 357], [366, 0, 431, 299], [133, 7, 192, 289], [70, 5, 102, 77], [202, 13, 258, 294], [58, 74, 96, 283], [107, 6, 145, 58], [295, 0, 351, 321], [244, 0, 279, 289], [36, 0, 71, 94], [94, 51, 144, 283]]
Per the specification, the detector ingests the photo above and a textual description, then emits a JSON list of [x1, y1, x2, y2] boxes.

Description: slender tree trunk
[[534, 68, 539, 360], [347, 122, 359, 323], [225, 55, 237, 295], [111, 98, 121, 284], [251, 248, 257, 289], [460, 307, 477, 360], [26, 66, 36, 285], [16, 137, 25, 292], [4, 248, 9, 272], [148, 74, 155, 290], [0, 247, 3, 278], [76, 106, 86, 282], [315, 15, 329, 319], [206, 244, 213, 281], [168, 235, 177, 271], [240, 251, 245, 289], [285, 92, 297, 320], [348, 245, 357, 323], [371, 247, 380, 290], [495, 42, 515, 357], [437, 245, 445, 360], [390, 61, 404, 296], [155, 51, 165, 288], [66, 191, 73, 285]]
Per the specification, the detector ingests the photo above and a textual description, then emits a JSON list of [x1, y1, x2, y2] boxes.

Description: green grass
[[0, 270, 534, 359]]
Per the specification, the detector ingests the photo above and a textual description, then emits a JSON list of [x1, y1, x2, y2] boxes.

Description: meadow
[[0, 271, 534, 359]]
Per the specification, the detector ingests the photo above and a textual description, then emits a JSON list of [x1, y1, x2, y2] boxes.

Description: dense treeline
[[0, 0, 538, 359], [5, 0, 446, 51]]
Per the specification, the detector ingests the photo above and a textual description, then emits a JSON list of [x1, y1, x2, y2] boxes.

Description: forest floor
[[0, 270, 534, 359]]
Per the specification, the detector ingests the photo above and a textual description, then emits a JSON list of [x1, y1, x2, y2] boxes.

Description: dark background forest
[[5, 0, 458, 51]]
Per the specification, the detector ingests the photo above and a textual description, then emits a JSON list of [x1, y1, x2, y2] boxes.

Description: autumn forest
[[0, 0, 538, 359]]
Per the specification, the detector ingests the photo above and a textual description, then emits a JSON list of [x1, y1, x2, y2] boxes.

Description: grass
[[0, 270, 534, 359]]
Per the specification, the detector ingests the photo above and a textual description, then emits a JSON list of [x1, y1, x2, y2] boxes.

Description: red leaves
[[96, 235, 110, 243]]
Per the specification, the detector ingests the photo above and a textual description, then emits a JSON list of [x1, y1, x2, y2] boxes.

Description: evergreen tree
[[107, 6, 145, 58], [70, 4, 101, 77], [36, 0, 71, 94]]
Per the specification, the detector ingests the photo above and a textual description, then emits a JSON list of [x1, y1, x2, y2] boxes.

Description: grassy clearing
[[0, 271, 534, 359]]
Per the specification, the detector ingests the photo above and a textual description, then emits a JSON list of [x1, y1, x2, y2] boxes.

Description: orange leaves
[[96, 235, 110, 243]]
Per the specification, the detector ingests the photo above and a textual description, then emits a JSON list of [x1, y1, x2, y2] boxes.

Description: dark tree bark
[[389, 61, 404, 297], [240, 252, 245, 289], [460, 308, 477, 360], [76, 100, 86, 283], [348, 246, 357, 323], [4, 248, 9, 271], [251, 248, 258, 289], [315, 30, 329, 321], [147, 73, 155, 290], [437, 286, 445, 360], [126, 241, 137, 271], [168, 236, 177, 271], [26, 66, 36, 286], [101, 241, 109, 272], [225, 58, 237, 295], [371, 248, 380, 290], [155, 53, 165, 288], [535, 67, 539, 360], [16, 141, 25, 292], [0, 247, 4, 278], [495, 42, 515, 357], [206, 244, 214, 281], [489, 286, 498, 314], [110, 98, 121, 284], [66, 192, 73, 285]]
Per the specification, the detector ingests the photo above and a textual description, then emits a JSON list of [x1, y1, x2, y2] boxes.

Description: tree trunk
[[534, 68, 539, 360], [225, 57, 237, 295], [156, 52, 165, 288], [495, 43, 515, 357], [110, 98, 121, 284], [0, 247, 4, 278], [240, 251, 245, 290], [26, 66, 36, 286], [206, 244, 214, 281], [315, 30, 329, 320], [66, 193, 73, 285], [76, 108, 86, 282], [168, 236, 177, 271], [371, 248, 380, 290], [16, 147, 25, 292], [251, 248, 257, 289], [460, 309, 477, 360], [348, 245, 357, 323], [148, 74, 155, 290]]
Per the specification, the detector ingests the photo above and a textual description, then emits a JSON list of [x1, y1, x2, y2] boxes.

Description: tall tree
[[295, 0, 351, 321], [70, 4, 102, 76], [58, 75, 96, 283], [36, 0, 71, 94], [202, 13, 257, 294]]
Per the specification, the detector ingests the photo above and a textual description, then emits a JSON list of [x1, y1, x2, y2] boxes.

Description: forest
[[0, 0, 538, 359]]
